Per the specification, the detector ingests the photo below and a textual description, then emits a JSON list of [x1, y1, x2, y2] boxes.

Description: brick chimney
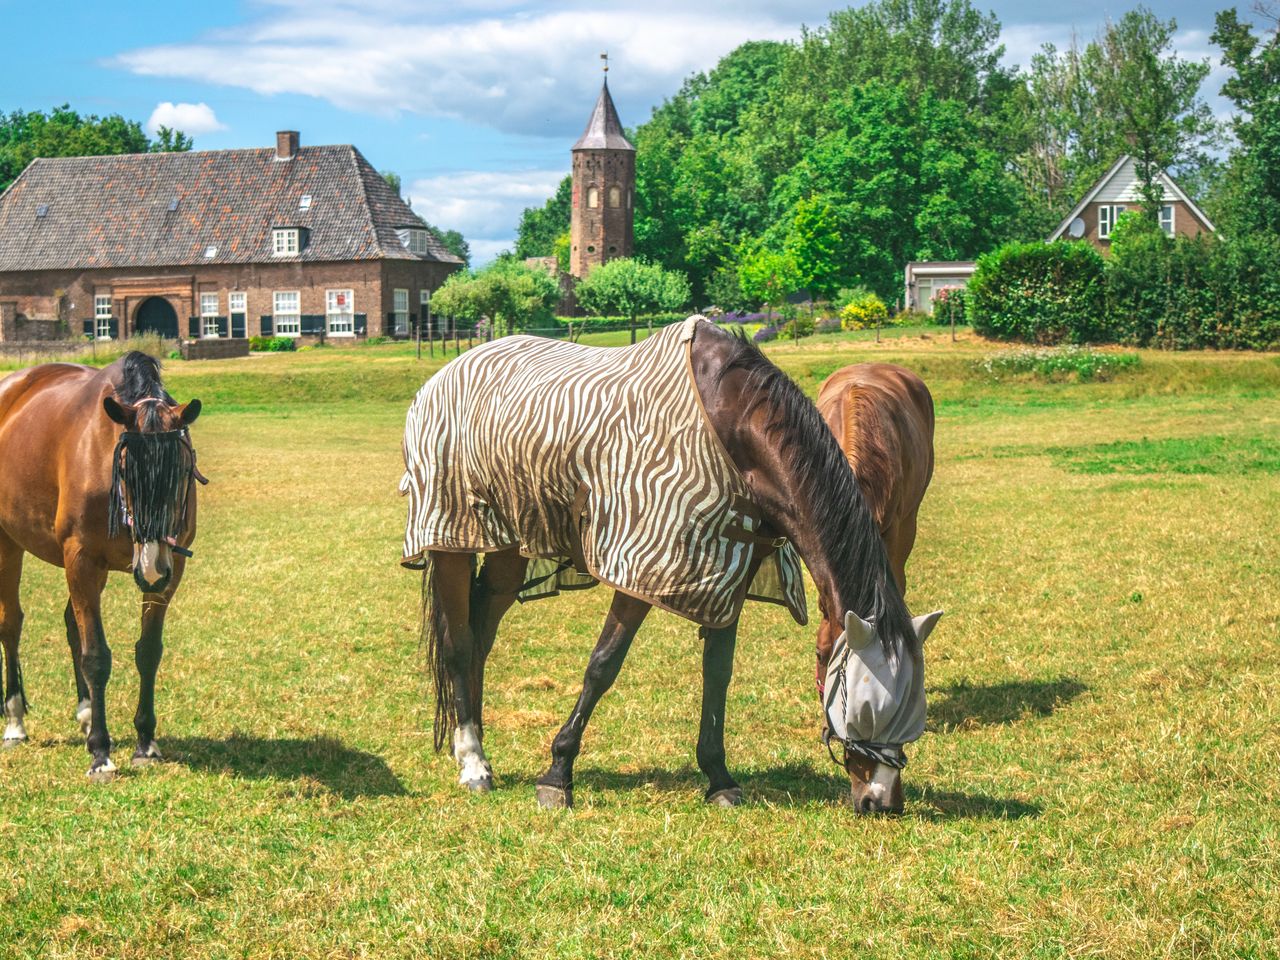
[[275, 130, 299, 160]]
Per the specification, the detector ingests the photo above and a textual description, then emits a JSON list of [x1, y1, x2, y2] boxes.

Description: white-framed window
[[299, 194, 312, 210], [326, 289, 355, 336], [229, 291, 247, 316], [273, 291, 301, 336], [393, 289, 409, 336], [1159, 204, 1175, 236], [1097, 204, 1127, 240], [273, 228, 300, 256], [200, 292, 220, 338], [398, 228, 429, 255], [95, 295, 113, 340]]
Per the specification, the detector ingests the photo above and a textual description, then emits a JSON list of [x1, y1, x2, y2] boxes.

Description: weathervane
[[600, 52, 609, 74]]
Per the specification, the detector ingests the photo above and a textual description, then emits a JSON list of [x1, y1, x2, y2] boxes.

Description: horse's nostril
[[860, 795, 876, 814]]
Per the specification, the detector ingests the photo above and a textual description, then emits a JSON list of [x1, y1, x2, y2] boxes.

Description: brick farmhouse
[[0, 131, 462, 345]]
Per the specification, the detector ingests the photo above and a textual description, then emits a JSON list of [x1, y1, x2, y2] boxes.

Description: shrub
[[777, 313, 816, 339], [968, 240, 1106, 343], [816, 316, 843, 334], [753, 325, 779, 343], [932, 285, 968, 324], [249, 335, 297, 352], [973, 346, 1141, 382], [840, 289, 889, 329]]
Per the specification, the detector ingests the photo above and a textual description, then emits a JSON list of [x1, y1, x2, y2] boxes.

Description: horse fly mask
[[821, 612, 926, 769], [109, 429, 201, 556]]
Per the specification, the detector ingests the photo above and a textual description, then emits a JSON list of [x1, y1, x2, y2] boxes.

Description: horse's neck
[[696, 339, 872, 621]]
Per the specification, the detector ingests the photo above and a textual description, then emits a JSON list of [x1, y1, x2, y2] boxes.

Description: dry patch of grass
[[1, 339, 1277, 958]]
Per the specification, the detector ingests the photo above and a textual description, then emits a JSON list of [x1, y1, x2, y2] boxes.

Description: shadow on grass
[[558, 762, 1040, 819], [928, 677, 1087, 730], [165, 733, 407, 799]]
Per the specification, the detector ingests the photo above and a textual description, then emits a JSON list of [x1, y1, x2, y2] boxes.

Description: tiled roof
[[572, 81, 634, 152], [0, 142, 462, 270]]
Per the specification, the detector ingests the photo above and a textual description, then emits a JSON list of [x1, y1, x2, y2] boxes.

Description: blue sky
[[0, 0, 1240, 264]]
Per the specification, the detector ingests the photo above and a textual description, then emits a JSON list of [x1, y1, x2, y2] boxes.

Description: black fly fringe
[[423, 561, 456, 753], [109, 431, 194, 542]]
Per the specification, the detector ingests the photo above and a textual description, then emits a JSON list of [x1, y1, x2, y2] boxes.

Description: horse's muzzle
[[132, 541, 172, 594]]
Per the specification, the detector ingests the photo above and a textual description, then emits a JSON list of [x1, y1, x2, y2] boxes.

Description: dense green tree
[[1211, 6, 1280, 234], [514, 175, 572, 258], [574, 258, 691, 343], [737, 248, 801, 321], [0, 104, 192, 191]]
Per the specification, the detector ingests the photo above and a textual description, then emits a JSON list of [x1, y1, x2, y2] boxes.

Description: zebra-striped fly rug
[[400, 316, 807, 629]]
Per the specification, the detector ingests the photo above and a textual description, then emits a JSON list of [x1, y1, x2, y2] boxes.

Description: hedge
[[967, 241, 1107, 344]]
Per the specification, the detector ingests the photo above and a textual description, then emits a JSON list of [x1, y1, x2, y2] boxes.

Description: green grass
[[1, 331, 1278, 958]]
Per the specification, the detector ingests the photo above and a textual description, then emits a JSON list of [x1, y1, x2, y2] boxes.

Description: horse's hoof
[[87, 759, 118, 783], [463, 775, 493, 793], [1, 736, 27, 751], [706, 787, 743, 807], [132, 744, 163, 767], [535, 783, 572, 810]]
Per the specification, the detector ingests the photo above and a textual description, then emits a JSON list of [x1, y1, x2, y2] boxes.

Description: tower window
[[608, 245, 617, 254], [587, 245, 596, 253], [587, 186, 599, 209], [608, 186, 621, 208]]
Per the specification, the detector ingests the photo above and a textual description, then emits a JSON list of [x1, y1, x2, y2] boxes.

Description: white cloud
[[409, 168, 566, 266], [146, 101, 227, 136], [115, 3, 814, 137]]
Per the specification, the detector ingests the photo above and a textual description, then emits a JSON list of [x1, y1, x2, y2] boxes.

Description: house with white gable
[[1047, 155, 1216, 250]]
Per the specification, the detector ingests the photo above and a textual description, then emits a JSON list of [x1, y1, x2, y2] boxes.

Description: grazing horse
[[815, 363, 936, 810], [0, 352, 202, 780], [401, 317, 941, 813]]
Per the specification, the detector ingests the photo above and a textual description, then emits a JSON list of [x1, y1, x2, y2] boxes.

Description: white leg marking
[[3, 693, 27, 742], [86, 757, 117, 777], [138, 741, 163, 760], [866, 763, 899, 804], [77, 700, 92, 737], [453, 722, 492, 785]]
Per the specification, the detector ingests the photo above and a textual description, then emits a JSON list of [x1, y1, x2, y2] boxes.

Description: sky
[[0, 0, 1246, 265]]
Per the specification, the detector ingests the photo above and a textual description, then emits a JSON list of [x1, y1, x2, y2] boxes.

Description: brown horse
[[0, 352, 201, 780], [815, 362, 936, 810], [403, 320, 941, 813]]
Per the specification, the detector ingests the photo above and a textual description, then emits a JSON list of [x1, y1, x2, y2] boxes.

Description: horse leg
[[697, 619, 742, 806], [65, 551, 114, 781], [467, 550, 528, 738], [64, 601, 91, 736], [536, 591, 650, 810], [431, 551, 494, 792], [0, 534, 27, 748], [133, 561, 183, 766], [883, 513, 917, 596]]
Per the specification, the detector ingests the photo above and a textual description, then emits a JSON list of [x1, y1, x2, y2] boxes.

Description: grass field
[[2, 328, 1278, 958]]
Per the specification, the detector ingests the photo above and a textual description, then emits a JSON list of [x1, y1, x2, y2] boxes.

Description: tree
[[781, 195, 844, 297], [574, 258, 691, 343], [514, 176, 572, 258], [1211, 5, 1280, 234], [381, 170, 403, 195], [431, 258, 560, 336], [737, 248, 801, 324], [0, 104, 192, 192], [1085, 8, 1217, 219]]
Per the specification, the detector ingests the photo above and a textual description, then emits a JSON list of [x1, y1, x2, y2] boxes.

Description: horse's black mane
[[716, 331, 915, 658], [116, 352, 172, 431]]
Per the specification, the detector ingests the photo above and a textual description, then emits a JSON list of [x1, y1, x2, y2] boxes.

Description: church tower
[[570, 75, 635, 278]]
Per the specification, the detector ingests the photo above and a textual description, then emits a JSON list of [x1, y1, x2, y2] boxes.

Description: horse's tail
[[422, 561, 454, 752]]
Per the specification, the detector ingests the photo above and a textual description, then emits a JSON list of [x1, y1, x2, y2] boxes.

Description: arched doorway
[[134, 297, 179, 338]]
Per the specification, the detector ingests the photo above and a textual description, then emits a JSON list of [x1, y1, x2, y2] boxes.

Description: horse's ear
[[180, 399, 202, 425], [912, 610, 943, 645], [103, 396, 129, 425]]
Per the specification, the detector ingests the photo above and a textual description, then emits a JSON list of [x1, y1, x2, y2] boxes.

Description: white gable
[[1094, 156, 1181, 203]]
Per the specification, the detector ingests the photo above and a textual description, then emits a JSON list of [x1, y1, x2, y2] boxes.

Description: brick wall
[[0, 257, 460, 342], [570, 149, 635, 278]]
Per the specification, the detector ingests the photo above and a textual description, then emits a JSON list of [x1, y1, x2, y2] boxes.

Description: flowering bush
[[840, 290, 889, 329], [972, 346, 1140, 382], [932, 285, 968, 322], [753, 325, 779, 343], [968, 241, 1106, 343]]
